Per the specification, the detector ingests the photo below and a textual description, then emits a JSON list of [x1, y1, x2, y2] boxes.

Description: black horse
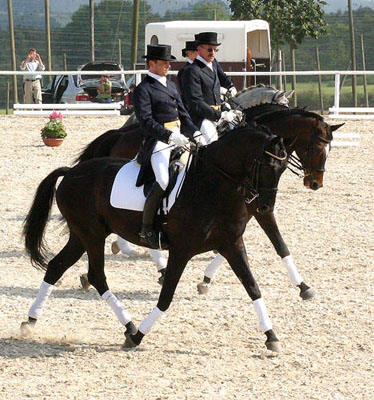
[[75, 105, 344, 298], [22, 125, 288, 351]]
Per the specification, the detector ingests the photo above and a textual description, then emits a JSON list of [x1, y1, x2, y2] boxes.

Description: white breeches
[[151, 140, 174, 190], [200, 119, 218, 144]]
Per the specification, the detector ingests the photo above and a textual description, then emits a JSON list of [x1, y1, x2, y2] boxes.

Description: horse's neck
[[236, 88, 276, 108]]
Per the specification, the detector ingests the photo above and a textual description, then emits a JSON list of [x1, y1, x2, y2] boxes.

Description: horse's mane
[[236, 83, 276, 97], [245, 104, 324, 123]]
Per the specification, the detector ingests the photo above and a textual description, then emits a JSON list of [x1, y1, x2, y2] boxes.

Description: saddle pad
[[110, 159, 189, 213]]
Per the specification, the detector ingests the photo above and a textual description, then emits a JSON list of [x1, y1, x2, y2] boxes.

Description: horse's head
[[292, 119, 344, 190], [233, 84, 294, 110], [245, 134, 288, 214]]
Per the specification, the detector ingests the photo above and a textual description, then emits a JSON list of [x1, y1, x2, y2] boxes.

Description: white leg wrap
[[102, 290, 131, 326], [253, 298, 273, 333], [29, 280, 55, 320], [116, 236, 135, 255], [204, 254, 225, 280], [149, 249, 167, 271], [139, 306, 163, 335], [282, 255, 302, 286]]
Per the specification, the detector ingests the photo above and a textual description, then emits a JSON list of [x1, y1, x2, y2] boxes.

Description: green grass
[[0, 109, 13, 115]]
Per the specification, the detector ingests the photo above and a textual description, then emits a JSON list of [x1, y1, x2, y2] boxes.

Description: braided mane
[[245, 104, 324, 123]]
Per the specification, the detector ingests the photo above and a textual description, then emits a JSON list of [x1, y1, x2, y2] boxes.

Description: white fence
[[1, 69, 374, 118]]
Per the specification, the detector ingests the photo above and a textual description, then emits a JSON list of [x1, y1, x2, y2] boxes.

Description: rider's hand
[[220, 110, 237, 123], [227, 86, 237, 98], [220, 87, 228, 96], [169, 131, 189, 147], [193, 131, 207, 146]]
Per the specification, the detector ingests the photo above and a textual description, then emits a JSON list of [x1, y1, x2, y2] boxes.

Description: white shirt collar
[[187, 59, 194, 64], [148, 71, 167, 87], [197, 55, 213, 71]]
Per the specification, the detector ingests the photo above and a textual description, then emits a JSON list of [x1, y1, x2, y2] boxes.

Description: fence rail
[[1, 70, 374, 118]]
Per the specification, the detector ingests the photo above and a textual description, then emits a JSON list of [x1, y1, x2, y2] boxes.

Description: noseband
[[287, 122, 332, 178]]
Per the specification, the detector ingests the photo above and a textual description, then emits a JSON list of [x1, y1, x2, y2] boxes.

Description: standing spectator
[[20, 48, 45, 104], [96, 75, 112, 103]]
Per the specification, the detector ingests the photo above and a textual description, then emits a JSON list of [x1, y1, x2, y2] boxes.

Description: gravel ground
[[0, 115, 373, 400]]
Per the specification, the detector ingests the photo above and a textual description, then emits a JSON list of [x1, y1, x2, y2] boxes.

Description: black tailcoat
[[177, 62, 192, 105], [182, 58, 234, 128], [133, 74, 198, 185]]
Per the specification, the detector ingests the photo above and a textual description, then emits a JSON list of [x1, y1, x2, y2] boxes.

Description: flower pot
[[43, 138, 64, 147]]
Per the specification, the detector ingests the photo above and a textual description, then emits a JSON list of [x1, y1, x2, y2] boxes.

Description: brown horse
[[75, 105, 344, 298], [22, 124, 288, 351]]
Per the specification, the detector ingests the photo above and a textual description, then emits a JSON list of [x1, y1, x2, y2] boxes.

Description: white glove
[[220, 87, 228, 96], [220, 110, 237, 123], [170, 131, 189, 147], [228, 86, 237, 97], [193, 131, 207, 146]]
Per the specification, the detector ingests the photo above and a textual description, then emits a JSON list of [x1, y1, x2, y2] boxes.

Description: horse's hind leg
[[84, 238, 137, 337], [21, 232, 85, 336], [220, 238, 281, 352], [254, 212, 316, 300], [197, 253, 226, 294]]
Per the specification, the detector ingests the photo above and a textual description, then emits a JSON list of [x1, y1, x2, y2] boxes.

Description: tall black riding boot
[[139, 182, 165, 249]]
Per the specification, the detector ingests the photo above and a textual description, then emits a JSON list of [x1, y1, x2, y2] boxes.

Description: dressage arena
[[0, 115, 372, 399]]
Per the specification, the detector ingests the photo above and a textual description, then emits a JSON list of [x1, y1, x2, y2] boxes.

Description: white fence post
[[333, 73, 341, 117]]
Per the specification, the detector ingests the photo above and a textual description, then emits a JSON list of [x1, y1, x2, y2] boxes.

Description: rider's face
[[198, 45, 219, 63], [149, 60, 170, 77]]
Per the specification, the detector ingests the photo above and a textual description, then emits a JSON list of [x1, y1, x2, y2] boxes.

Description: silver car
[[42, 61, 129, 104]]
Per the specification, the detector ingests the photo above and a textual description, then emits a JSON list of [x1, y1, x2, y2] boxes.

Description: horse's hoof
[[197, 281, 210, 295], [300, 287, 316, 300], [123, 334, 138, 348], [20, 321, 33, 337], [80, 274, 91, 290], [111, 241, 120, 255], [265, 340, 282, 352], [158, 268, 166, 285], [124, 321, 138, 336]]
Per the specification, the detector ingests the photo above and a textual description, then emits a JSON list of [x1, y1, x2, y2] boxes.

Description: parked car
[[42, 61, 128, 104]]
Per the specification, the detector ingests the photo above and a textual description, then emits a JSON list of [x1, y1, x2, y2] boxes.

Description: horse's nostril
[[311, 181, 320, 190]]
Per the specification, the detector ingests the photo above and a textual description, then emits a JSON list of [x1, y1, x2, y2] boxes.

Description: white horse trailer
[[144, 20, 272, 88]]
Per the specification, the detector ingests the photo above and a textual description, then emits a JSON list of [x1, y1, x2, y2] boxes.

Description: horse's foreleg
[[124, 249, 189, 348], [197, 253, 226, 294], [21, 233, 85, 336], [148, 249, 168, 284], [254, 212, 315, 300], [85, 238, 137, 336], [220, 238, 281, 352]]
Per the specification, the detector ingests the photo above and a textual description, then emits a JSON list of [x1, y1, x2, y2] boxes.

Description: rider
[[182, 31, 240, 144], [177, 40, 198, 104], [133, 44, 201, 249]]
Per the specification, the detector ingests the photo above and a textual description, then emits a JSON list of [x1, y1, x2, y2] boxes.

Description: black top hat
[[142, 44, 176, 61], [182, 41, 197, 57], [195, 32, 221, 46]]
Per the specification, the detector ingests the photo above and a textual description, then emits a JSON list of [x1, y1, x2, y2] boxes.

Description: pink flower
[[49, 111, 63, 121]]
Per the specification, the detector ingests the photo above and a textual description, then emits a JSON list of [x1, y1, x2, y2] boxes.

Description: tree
[[229, 0, 328, 50]]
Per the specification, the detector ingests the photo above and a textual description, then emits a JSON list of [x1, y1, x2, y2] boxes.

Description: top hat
[[182, 41, 198, 57], [195, 32, 221, 46], [142, 44, 176, 61]]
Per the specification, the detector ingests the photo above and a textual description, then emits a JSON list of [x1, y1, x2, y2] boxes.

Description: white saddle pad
[[110, 159, 189, 213]]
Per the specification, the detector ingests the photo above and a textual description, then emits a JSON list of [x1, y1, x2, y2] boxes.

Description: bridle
[[190, 134, 287, 205], [286, 122, 332, 179]]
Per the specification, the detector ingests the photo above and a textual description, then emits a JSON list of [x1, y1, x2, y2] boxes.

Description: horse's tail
[[73, 129, 119, 164], [23, 167, 70, 270]]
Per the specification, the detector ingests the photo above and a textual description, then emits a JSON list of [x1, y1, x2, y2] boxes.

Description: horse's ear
[[331, 123, 345, 132], [285, 90, 294, 99]]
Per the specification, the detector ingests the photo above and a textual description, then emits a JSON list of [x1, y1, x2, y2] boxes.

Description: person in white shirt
[[20, 48, 45, 104]]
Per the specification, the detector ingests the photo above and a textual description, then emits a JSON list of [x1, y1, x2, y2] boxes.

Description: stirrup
[[139, 229, 161, 249]]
